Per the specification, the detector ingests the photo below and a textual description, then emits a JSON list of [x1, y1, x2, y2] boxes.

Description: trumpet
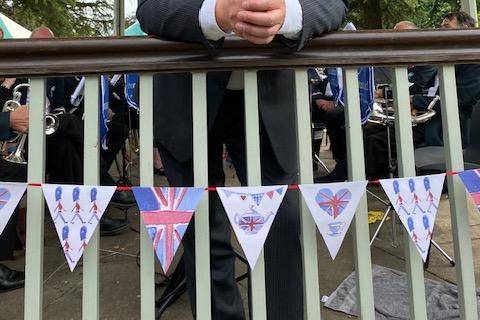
[[1, 83, 62, 164]]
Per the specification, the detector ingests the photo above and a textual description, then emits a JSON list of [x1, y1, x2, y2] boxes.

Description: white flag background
[[0, 182, 27, 236], [299, 181, 367, 259], [380, 174, 445, 261], [217, 185, 287, 269], [43, 184, 116, 271]]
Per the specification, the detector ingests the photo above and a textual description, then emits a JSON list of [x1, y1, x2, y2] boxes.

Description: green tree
[[347, 0, 468, 29], [0, 0, 113, 37]]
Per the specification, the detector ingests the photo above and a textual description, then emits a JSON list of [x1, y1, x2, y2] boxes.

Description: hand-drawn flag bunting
[[380, 174, 445, 261], [299, 181, 367, 259], [217, 185, 287, 269], [43, 184, 116, 271], [132, 187, 205, 274], [0, 182, 27, 236], [458, 169, 480, 212]]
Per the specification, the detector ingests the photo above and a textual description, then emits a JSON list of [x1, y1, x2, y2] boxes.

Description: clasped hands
[[216, 0, 286, 44]]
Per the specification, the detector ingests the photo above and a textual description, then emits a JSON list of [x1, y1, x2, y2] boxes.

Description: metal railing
[[1, 29, 478, 320]]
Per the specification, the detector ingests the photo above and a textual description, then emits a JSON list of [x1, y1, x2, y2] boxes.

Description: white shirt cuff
[[199, 0, 228, 41], [199, 0, 303, 41], [278, 0, 303, 40]]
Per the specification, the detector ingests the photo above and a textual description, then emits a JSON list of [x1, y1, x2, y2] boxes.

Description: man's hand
[[235, 0, 286, 44], [1, 78, 17, 90], [215, 0, 244, 34], [9, 105, 29, 134], [316, 99, 335, 113], [215, 0, 286, 45]]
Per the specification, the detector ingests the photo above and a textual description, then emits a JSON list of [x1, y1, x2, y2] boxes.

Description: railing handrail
[[2, 28, 480, 76]]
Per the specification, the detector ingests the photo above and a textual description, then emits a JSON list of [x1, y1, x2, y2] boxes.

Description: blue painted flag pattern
[[133, 187, 204, 273], [458, 169, 480, 210]]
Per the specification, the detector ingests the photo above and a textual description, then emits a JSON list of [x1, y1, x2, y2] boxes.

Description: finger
[[241, 32, 275, 45], [237, 9, 284, 27], [235, 22, 280, 39], [242, 0, 281, 11]]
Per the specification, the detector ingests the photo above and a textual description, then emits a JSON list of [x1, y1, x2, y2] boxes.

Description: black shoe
[[110, 190, 136, 209], [100, 215, 130, 236], [314, 158, 348, 183], [0, 264, 24, 293]]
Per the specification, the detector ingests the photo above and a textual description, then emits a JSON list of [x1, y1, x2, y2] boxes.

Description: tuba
[[1, 83, 61, 164]]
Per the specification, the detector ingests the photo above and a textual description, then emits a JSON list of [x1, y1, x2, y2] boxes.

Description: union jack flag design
[[458, 169, 480, 209], [0, 188, 11, 210], [315, 188, 351, 219], [132, 187, 204, 273]]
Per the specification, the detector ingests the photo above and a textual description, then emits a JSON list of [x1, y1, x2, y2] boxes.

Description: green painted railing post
[[192, 72, 212, 319], [244, 70, 267, 320], [139, 74, 156, 320], [82, 76, 101, 320], [342, 68, 375, 319], [438, 65, 478, 320], [24, 78, 46, 320], [294, 69, 321, 319], [392, 67, 428, 320]]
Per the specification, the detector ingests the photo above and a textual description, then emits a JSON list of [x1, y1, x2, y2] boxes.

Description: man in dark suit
[[137, 0, 347, 318]]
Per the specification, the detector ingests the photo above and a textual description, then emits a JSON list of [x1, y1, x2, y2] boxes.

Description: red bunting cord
[[25, 170, 461, 191]]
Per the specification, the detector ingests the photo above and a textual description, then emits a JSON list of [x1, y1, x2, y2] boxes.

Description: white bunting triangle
[[379, 174, 445, 261], [217, 185, 287, 269], [0, 182, 27, 236], [42, 184, 116, 271], [299, 181, 367, 260]]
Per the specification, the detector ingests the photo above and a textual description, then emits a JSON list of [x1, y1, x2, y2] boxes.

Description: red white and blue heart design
[[315, 188, 351, 219]]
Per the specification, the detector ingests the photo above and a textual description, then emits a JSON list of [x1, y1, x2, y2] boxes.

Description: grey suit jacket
[[137, 0, 347, 172]]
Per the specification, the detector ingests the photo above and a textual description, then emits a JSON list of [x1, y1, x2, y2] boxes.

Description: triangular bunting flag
[[379, 174, 445, 261], [0, 182, 27, 236], [458, 169, 480, 211], [132, 187, 205, 274], [217, 185, 287, 269], [251, 193, 264, 206], [43, 184, 116, 271], [299, 181, 367, 259]]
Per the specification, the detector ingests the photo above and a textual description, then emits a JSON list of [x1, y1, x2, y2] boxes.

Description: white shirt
[[199, 0, 303, 89]]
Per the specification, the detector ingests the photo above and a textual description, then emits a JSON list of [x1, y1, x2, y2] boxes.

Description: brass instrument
[[368, 96, 439, 126], [1, 83, 61, 164]]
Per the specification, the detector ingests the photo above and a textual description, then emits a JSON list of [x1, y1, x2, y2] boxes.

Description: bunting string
[[24, 170, 463, 191]]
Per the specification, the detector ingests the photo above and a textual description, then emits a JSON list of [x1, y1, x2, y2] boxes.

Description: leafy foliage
[[345, 0, 479, 29], [0, 0, 113, 37]]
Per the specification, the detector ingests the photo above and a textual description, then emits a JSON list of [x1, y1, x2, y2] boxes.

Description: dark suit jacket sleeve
[[137, 0, 223, 53], [0, 112, 11, 141], [279, 0, 348, 51]]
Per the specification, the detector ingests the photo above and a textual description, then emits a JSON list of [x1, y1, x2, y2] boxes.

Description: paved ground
[[1, 150, 479, 320]]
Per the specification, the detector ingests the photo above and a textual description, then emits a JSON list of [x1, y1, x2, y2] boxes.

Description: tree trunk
[[363, 0, 383, 29]]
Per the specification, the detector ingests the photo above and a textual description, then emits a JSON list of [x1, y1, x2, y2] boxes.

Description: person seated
[[364, 21, 439, 179], [310, 69, 348, 182]]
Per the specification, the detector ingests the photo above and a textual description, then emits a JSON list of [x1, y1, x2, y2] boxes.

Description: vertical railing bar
[[24, 78, 46, 320], [139, 74, 156, 320], [244, 70, 267, 320], [82, 76, 101, 320], [342, 68, 375, 319], [293, 69, 321, 319], [392, 67, 428, 320], [192, 72, 212, 319], [438, 65, 478, 320]]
